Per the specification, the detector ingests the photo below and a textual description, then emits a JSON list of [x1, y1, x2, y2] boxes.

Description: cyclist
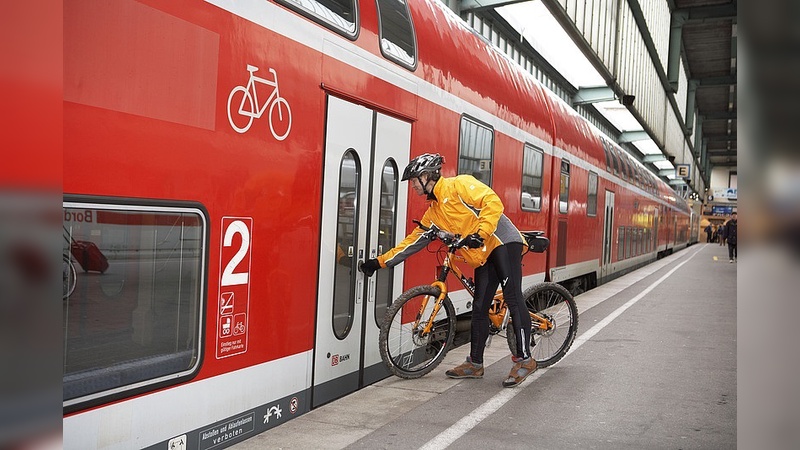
[[360, 153, 536, 387]]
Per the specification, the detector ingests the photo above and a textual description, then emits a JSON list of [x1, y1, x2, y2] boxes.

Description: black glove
[[462, 233, 484, 249], [359, 258, 381, 277]]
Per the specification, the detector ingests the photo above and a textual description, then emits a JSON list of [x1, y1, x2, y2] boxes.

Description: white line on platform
[[418, 246, 704, 450]]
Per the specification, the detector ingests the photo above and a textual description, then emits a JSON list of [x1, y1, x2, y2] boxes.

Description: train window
[[587, 171, 598, 216], [610, 147, 620, 177], [276, 0, 358, 38], [376, 0, 417, 70], [620, 155, 629, 182], [458, 116, 494, 186], [617, 226, 625, 260], [521, 144, 543, 212], [63, 202, 205, 407], [374, 159, 398, 325], [625, 226, 632, 259], [333, 150, 360, 338], [602, 141, 612, 171], [559, 160, 570, 214]]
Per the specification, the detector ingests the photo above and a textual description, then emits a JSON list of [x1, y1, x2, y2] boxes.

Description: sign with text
[[676, 164, 690, 178], [216, 217, 252, 359]]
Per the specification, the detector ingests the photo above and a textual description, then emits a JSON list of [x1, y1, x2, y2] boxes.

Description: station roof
[[674, 0, 737, 168]]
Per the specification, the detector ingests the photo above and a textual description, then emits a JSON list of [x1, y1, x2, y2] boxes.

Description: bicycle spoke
[[380, 287, 456, 378], [509, 282, 578, 368]]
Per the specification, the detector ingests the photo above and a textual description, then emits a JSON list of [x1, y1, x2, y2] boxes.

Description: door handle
[[367, 248, 377, 302]]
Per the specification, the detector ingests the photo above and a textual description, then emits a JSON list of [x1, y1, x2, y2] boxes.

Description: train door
[[313, 96, 410, 407], [653, 207, 660, 252], [600, 190, 615, 280]]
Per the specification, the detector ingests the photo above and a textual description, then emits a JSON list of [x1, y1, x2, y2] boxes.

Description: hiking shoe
[[445, 357, 484, 379], [502, 358, 537, 387]]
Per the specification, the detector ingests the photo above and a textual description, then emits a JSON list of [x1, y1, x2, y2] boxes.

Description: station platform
[[232, 243, 736, 449]]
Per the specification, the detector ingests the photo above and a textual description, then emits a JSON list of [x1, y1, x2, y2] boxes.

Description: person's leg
[[445, 261, 497, 378], [489, 243, 531, 359], [728, 242, 735, 261], [468, 262, 499, 365]]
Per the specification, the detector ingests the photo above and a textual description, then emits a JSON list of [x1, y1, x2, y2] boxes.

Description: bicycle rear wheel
[[379, 285, 456, 379], [506, 282, 578, 367]]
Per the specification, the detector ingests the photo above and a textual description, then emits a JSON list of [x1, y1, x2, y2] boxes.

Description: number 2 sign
[[217, 217, 253, 359]]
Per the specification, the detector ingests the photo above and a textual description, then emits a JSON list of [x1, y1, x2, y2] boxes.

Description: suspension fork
[[415, 279, 449, 335]]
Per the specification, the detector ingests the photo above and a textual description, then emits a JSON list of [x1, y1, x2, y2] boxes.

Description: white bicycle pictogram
[[227, 64, 292, 140]]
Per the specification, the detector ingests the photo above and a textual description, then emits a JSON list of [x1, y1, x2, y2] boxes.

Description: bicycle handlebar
[[413, 220, 471, 250], [413, 219, 549, 254]]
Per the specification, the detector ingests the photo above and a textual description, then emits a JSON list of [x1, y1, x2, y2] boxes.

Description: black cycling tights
[[469, 242, 531, 365]]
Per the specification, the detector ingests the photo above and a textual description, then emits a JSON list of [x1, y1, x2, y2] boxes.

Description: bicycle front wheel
[[379, 285, 456, 379], [506, 282, 578, 368], [63, 255, 76, 300]]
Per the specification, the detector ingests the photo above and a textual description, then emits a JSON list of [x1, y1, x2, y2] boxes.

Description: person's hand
[[462, 233, 484, 249], [359, 258, 381, 277]]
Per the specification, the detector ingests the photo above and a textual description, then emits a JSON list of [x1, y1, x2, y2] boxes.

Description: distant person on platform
[[726, 212, 737, 263], [718, 222, 726, 246], [704, 223, 713, 243]]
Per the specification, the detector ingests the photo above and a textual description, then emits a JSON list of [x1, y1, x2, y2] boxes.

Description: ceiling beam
[[618, 130, 650, 143], [573, 86, 616, 105], [458, 0, 527, 12], [702, 111, 738, 120], [705, 136, 737, 144], [643, 154, 668, 163], [696, 75, 737, 86], [674, 4, 737, 23]]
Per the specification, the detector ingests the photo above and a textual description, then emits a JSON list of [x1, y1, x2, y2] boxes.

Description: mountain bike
[[378, 222, 579, 379]]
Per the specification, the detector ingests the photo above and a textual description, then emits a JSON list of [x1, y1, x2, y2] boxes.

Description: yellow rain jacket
[[377, 175, 523, 269]]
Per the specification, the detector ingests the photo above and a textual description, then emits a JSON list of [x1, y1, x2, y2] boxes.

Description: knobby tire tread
[[506, 282, 578, 368], [379, 285, 456, 379]]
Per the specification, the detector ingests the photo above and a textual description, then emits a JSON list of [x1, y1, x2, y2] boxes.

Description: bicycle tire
[[506, 282, 578, 368], [63, 255, 76, 300], [379, 285, 456, 379]]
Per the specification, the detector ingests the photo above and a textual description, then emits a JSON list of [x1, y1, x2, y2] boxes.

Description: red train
[[63, 0, 693, 448]]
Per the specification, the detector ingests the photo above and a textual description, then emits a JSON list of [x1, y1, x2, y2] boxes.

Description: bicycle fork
[[414, 281, 448, 336]]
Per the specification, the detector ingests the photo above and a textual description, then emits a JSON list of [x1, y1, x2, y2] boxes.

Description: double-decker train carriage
[[63, 0, 691, 448]]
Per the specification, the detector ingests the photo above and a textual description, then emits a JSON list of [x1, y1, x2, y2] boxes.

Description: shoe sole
[[446, 373, 483, 379], [502, 367, 537, 387]]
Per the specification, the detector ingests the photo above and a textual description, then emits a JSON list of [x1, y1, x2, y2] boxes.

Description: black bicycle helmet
[[401, 153, 444, 181]]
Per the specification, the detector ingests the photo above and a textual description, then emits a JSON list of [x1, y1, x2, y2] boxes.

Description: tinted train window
[[559, 160, 570, 214], [333, 151, 360, 338], [610, 147, 620, 177], [277, 0, 358, 38], [458, 116, 494, 186], [587, 171, 598, 216], [521, 144, 543, 212], [374, 159, 399, 324], [63, 202, 205, 407], [376, 0, 417, 69]]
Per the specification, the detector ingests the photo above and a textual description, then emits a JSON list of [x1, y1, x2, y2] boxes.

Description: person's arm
[[378, 213, 434, 269], [361, 211, 436, 277], [454, 175, 503, 240]]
